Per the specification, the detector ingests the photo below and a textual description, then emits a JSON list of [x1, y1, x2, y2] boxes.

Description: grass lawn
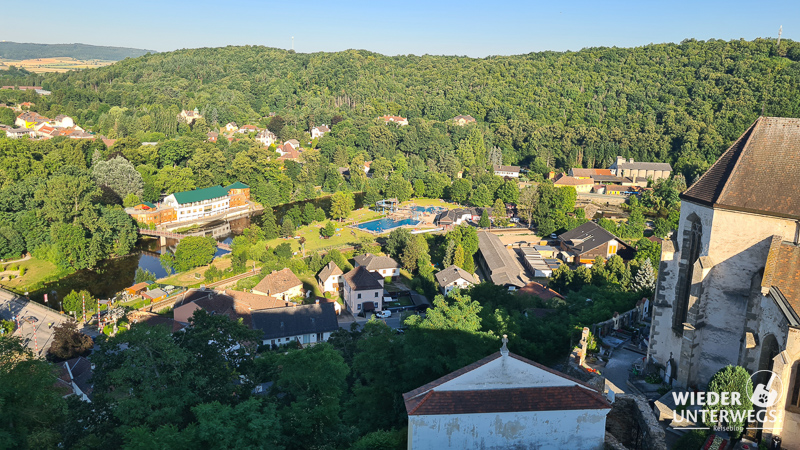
[[346, 208, 383, 224], [263, 224, 375, 254], [157, 256, 258, 287], [385, 295, 414, 308], [2, 257, 69, 293]]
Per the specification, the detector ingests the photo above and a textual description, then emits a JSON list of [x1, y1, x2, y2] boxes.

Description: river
[[28, 216, 252, 305]]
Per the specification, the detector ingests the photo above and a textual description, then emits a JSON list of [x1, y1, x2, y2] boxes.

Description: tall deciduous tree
[[92, 156, 144, 203], [174, 236, 217, 272], [329, 191, 354, 221]]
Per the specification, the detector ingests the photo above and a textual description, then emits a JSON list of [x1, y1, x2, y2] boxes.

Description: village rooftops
[[557, 222, 620, 254], [681, 117, 800, 220], [493, 164, 520, 173], [353, 253, 400, 271], [434, 265, 476, 288], [553, 175, 594, 186], [477, 231, 525, 287], [402, 351, 609, 416], [251, 302, 339, 340], [518, 282, 564, 301], [317, 261, 343, 281], [253, 268, 303, 297], [174, 288, 286, 327], [172, 185, 231, 205], [225, 181, 249, 191], [343, 266, 384, 291]]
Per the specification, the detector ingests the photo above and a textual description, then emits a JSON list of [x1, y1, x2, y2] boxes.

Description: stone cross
[[500, 334, 509, 356]]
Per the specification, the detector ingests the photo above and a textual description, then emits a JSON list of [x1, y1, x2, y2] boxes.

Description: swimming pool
[[355, 218, 421, 233]]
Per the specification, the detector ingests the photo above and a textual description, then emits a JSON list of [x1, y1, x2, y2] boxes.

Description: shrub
[[704, 365, 753, 439], [672, 429, 709, 450], [18, 267, 26, 276]]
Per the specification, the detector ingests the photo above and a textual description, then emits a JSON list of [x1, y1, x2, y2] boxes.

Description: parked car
[[375, 310, 392, 319]]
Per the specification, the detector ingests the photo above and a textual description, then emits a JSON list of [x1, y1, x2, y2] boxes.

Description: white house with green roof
[[163, 186, 232, 222]]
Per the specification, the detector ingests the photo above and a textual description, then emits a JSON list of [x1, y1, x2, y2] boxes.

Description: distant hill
[[0, 42, 155, 61]]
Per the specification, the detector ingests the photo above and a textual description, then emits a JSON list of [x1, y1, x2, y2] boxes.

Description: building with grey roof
[[557, 222, 627, 265], [353, 253, 400, 278], [477, 232, 525, 289], [251, 302, 339, 348], [435, 265, 477, 295]]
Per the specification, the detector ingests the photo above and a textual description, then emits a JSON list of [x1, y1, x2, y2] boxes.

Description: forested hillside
[[25, 38, 800, 179], [0, 42, 155, 61]]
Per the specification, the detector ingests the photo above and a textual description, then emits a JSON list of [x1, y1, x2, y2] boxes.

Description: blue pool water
[[355, 218, 421, 233]]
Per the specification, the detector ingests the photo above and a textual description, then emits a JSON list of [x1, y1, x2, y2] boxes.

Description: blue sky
[[3, 1, 796, 57]]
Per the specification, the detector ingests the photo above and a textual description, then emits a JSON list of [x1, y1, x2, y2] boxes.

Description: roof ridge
[[407, 389, 435, 415]]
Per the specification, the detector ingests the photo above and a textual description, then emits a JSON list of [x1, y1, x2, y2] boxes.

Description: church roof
[[403, 351, 609, 416], [681, 117, 800, 220]]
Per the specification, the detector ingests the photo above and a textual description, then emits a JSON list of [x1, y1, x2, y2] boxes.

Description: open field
[[0, 57, 115, 73], [1, 257, 68, 293], [264, 224, 374, 254]]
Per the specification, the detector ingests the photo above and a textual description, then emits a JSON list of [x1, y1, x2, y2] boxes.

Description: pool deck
[[351, 205, 446, 235]]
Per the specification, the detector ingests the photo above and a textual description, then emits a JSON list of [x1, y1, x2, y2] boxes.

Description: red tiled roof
[[253, 268, 302, 296], [407, 386, 610, 415], [518, 282, 564, 300]]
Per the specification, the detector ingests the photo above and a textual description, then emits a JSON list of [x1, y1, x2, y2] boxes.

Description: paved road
[[602, 347, 647, 395], [0, 295, 97, 357]]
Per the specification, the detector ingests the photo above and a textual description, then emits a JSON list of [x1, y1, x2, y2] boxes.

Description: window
[[357, 293, 361, 299], [374, 302, 378, 308], [673, 214, 702, 331], [374, 292, 379, 297], [357, 303, 362, 311]]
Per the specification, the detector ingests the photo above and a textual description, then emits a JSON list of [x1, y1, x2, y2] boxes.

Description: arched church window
[[673, 215, 702, 331]]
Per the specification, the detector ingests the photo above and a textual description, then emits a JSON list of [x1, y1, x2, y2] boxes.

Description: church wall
[[693, 208, 798, 384]]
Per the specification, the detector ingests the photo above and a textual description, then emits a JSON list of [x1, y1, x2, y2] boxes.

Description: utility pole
[[777, 25, 783, 46]]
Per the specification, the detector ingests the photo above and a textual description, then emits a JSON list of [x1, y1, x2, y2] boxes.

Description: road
[[0, 294, 98, 357]]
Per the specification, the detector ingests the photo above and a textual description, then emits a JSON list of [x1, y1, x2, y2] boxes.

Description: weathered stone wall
[[604, 394, 667, 450], [648, 201, 798, 388]]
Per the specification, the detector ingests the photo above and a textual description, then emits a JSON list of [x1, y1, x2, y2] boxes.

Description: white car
[[375, 310, 392, 319]]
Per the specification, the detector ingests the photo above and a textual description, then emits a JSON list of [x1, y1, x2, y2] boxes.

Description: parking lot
[[0, 291, 97, 357]]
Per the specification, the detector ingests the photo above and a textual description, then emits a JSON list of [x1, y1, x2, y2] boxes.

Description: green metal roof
[[172, 186, 230, 205], [142, 201, 156, 209], [225, 181, 249, 191]]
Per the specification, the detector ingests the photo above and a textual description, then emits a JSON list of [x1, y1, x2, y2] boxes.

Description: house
[[434, 265, 476, 296], [141, 288, 167, 302], [379, 115, 409, 126], [363, 161, 372, 173], [452, 114, 476, 126], [225, 181, 250, 207], [5, 127, 34, 139], [553, 174, 594, 193], [283, 139, 300, 150], [568, 168, 613, 179], [15, 111, 49, 129], [403, 339, 611, 449], [237, 124, 258, 133], [476, 231, 525, 289], [434, 208, 478, 227], [609, 156, 672, 181], [604, 185, 636, 196], [179, 108, 202, 124], [53, 114, 74, 128], [207, 131, 218, 143], [173, 288, 285, 328], [557, 222, 625, 265], [310, 124, 330, 139], [518, 281, 564, 302], [35, 89, 51, 95], [276, 143, 301, 161], [55, 356, 94, 402], [647, 117, 800, 447], [251, 302, 339, 348], [252, 268, 303, 301], [317, 261, 343, 293], [225, 122, 238, 132], [125, 201, 176, 226], [255, 129, 276, 147], [342, 266, 385, 313], [493, 164, 520, 178], [353, 253, 400, 279], [124, 282, 151, 297]]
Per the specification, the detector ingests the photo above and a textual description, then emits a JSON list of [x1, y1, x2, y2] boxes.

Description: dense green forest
[[8, 37, 797, 182], [0, 42, 155, 61]]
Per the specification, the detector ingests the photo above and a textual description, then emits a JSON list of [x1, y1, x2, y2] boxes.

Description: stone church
[[647, 116, 800, 446]]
